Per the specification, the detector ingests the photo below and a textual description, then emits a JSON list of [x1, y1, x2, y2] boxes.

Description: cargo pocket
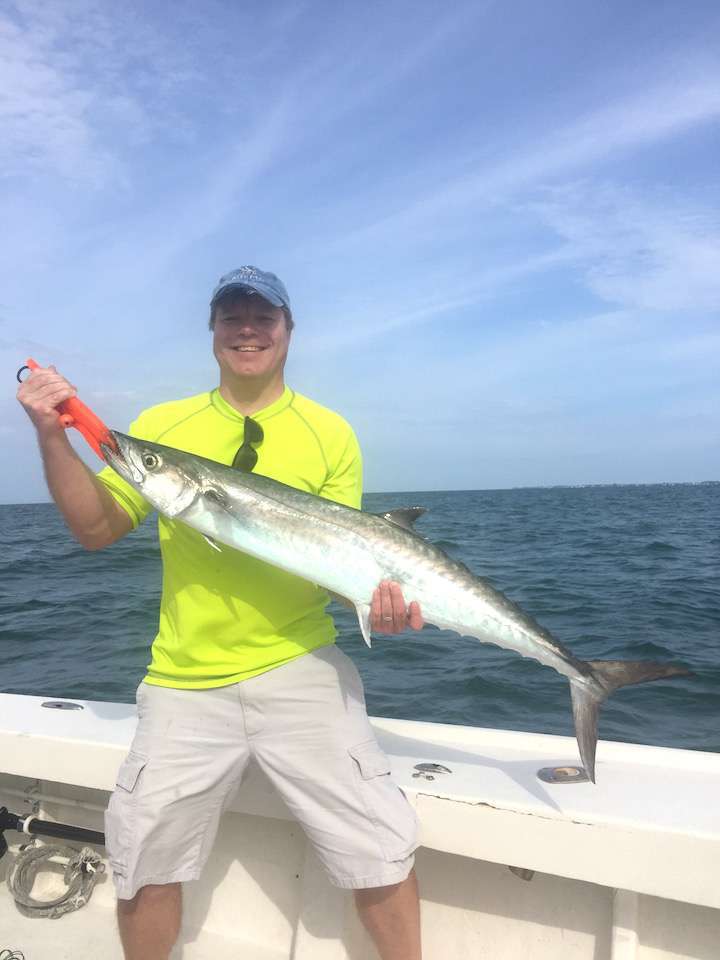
[[115, 751, 148, 792], [350, 741, 391, 780], [349, 741, 418, 862], [105, 751, 148, 879]]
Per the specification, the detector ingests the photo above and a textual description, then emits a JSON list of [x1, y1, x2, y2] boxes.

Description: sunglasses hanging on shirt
[[232, 416, 264, 472]]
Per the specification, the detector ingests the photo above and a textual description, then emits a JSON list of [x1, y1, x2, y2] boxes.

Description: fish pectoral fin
[[356, 603, 372, 648], [203, 535, 222, 553]]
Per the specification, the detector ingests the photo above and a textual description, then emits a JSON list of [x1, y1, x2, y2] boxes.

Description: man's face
[[212, 295, 290, 384]]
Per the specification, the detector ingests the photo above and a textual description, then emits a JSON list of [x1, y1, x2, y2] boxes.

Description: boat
[[1, 690, 718, 958]]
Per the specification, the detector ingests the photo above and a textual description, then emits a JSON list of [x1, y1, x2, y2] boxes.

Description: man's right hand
[[17, 365, 78, 437], [17, 363, 133, 550]]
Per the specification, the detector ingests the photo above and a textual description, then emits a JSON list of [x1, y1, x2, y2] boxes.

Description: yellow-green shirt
[[97, 386, 362, 688]]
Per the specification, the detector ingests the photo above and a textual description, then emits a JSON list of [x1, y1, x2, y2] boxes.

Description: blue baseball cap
[[210, 266, 291, 311]]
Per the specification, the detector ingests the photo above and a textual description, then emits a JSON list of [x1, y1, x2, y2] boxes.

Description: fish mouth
[[101, 431, 142, 484]]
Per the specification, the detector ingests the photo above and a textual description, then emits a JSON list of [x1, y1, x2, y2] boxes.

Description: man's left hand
[[370, 580, 424, 634]]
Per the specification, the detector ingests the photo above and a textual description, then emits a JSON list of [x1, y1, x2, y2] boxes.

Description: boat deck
[[1, 693, 718, 958]]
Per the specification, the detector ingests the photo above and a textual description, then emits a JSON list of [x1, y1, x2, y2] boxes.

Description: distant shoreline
[[3, 478, 718, 509]]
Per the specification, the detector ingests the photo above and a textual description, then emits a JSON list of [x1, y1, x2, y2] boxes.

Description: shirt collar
[[210, 384, 294, 423]]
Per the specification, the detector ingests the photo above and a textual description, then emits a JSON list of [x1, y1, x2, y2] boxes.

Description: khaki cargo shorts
[[105, 645, 419, 900]]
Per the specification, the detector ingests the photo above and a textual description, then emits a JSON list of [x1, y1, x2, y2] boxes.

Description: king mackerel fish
[[103, 431, 690, 783]]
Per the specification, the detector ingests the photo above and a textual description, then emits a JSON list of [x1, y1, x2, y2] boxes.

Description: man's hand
[[17, 365, 77, 437], [370, 580, 424, 634], [16, 363, 132, 550]]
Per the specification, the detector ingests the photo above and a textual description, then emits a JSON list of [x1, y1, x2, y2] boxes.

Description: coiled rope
[[7, 839, 105, 919], [0, 950, 26, 959]]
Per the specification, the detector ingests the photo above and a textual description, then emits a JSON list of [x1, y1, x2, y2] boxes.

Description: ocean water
[[0, 484, 718, 753]]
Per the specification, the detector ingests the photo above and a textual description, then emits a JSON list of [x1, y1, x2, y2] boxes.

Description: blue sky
[[2, 0, 719, 502]]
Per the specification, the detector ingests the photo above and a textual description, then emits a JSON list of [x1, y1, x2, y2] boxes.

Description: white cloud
[[0, 12, 104, 182], [529, 183, 720, 312], [296, 247, 575, 354], [0, 0, 201, 185], [66, 96, 295, 302], [336, 68, 720, 250]]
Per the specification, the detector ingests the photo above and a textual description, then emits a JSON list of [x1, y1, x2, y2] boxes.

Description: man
[[17, 266, 424, 960]]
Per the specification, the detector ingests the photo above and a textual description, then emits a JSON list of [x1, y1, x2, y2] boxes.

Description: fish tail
[[570, 660, 691, 783]]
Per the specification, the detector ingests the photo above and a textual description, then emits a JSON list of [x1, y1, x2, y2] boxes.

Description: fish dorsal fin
[[375, 506, 427, 532]]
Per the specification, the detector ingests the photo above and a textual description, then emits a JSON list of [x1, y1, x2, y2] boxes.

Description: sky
[[2, 0, 719, 502]]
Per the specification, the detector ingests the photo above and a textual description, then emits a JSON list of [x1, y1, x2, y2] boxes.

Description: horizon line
[[3, 478, 717, 509]]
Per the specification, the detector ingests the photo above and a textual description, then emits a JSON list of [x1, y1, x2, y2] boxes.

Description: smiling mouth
[[232, 346, 266, 352]]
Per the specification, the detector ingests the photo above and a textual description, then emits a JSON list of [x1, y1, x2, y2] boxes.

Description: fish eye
[[142, 453, 160, 470]]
